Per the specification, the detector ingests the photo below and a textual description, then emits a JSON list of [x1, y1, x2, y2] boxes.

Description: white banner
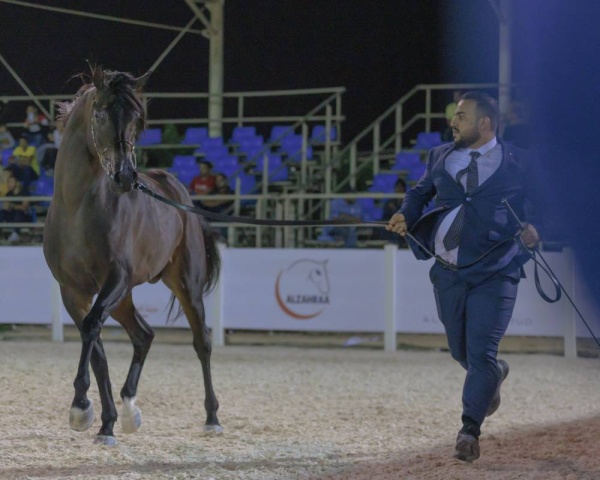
[[222, 249, 384, 331], [0, 246, 597, 338]]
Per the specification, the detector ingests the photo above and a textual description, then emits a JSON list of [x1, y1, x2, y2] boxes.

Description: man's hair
[[460, 91, 499, 131]]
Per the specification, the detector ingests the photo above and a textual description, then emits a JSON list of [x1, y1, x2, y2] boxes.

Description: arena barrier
[[0, 245, 596, 357]]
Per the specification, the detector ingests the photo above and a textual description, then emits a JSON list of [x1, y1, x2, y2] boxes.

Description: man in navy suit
[[386, 91, 540, 462]]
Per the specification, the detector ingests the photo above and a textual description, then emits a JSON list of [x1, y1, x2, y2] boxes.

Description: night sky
[[0, 1, 504, 140]]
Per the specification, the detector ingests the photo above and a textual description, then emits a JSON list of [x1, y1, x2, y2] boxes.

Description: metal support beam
[[149, 17, 198, 73], [206, 0, 224, 137], [0, 52, 51, 119], [184, 0, 223, 137], [0, 0, 206, 34], [497, 0, 512, 129]]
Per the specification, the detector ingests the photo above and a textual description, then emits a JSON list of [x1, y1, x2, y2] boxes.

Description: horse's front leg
[[70, 272, 130, 446]]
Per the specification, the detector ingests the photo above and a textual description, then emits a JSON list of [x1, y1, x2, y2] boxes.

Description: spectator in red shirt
[[189, 161, 216, 206]]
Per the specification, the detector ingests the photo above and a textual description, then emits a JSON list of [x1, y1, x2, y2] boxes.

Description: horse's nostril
[[114, 171, 122, 186]]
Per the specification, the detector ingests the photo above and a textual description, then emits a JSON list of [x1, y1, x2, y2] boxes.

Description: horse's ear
[[93, 67, 105, 90], [135, 70, 153, 90]]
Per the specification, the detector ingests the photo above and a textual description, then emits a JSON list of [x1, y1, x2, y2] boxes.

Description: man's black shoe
[[453, 431, 480, 462], [486, 359, 509, 417]]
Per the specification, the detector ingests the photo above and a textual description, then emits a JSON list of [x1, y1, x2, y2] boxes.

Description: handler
[[386, 91, 540, 462]]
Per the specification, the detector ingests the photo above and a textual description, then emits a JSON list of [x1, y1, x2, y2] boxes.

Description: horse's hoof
[[121, 397, 142, 434], [93, 435, 117, 446], [69, 400, 95, 432], [203, 424, 224, 434]]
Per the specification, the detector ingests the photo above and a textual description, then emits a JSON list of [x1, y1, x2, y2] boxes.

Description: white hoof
[[69, 400, 95, 432], [94, 435, 117, 446], [121, 396, 142, 434], [203, 424, 224, 434]]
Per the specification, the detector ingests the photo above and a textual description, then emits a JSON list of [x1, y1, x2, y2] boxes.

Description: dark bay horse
[[43, 67, 222, 445]]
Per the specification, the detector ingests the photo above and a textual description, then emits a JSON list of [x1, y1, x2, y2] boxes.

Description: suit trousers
[[430, 261, 520, 427]]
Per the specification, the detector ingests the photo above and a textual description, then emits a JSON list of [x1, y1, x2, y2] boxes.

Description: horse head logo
[[275, 259, 331, 320]]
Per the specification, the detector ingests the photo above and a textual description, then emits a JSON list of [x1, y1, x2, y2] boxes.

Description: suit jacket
[[400, 140, 535, 280]]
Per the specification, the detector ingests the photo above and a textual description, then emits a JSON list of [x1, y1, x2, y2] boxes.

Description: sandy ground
[[0, 338, 599, 480]]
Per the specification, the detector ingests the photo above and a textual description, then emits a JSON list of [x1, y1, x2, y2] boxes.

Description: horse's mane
[[57, 70, 146, 130]]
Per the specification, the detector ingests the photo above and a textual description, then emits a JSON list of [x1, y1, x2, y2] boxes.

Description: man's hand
[[386, 213, 407, 236], [520, 223, 540, 249]]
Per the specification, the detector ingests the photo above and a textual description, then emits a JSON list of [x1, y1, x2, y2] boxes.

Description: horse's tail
[[200, 218, 222, 297], [166, 217, 222, 325]]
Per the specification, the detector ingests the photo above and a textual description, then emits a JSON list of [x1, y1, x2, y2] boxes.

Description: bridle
[[90, 104, 138, 177]]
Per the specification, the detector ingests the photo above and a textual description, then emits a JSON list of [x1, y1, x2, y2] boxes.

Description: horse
[[43, 66, 222, 445]]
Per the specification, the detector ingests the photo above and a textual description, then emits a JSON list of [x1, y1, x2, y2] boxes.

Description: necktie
[[442, 151, 481, 251]]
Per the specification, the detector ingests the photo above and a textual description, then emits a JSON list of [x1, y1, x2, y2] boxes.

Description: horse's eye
[[315, 270, 322, 276], [94, 111, 107, 122]]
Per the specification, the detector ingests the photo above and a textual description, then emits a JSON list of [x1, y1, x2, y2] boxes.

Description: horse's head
[[90, 67, 151, 193], [307, 260, 330, 295]]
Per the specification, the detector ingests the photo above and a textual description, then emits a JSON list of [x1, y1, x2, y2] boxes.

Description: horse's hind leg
[[61, 287, 119, 445], [110, 294, 155, 434], [165, 279, 221, 433]]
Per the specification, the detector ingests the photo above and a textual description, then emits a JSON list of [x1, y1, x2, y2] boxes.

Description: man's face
[[450, 99, 482, 148]]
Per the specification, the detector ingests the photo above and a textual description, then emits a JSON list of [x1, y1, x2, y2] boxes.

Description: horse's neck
[[53, 94, 109, 207]]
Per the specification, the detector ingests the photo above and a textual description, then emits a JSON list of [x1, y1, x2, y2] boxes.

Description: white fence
[[1, 245, 596, 358]]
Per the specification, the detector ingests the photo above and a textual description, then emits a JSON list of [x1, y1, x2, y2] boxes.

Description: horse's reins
[[134, 181, 385, 228]]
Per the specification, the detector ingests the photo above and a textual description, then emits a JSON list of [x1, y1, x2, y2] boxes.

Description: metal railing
[[329, 82, 517, 193], [0, 190, 401, 249]]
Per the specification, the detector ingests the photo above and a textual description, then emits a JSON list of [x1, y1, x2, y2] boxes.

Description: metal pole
[[383, 244, 397, 352], [563, 248, 578, 358], [206, 0, 224, 138], [498, 0, 512, 132]]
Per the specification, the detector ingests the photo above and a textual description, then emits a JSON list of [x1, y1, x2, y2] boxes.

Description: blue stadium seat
[[231, 126, 257, 143], [181, 127, 209, 145], [357, 198, 383, 222], [172, 155, 197, 170], [213, 156, 240, 177], [202, 145, 229, 162], [280, 135, 313, 161], [415, 131, 443, 150], [2, 148, 14, 166], [392, 152, 421, 170], [173, 164, 201, 187], [369, 174, 399, 193], [269, 125, 295, 144], [137, 128, 162, 146], [200, 137, 225, 149], [255, 154, 288, 182], [31, 176, 54, 207], [407, 162, 427, 181], [311, 125, 338, 143]]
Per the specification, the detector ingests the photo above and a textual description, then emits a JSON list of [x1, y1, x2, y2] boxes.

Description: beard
[[453, 128, 481, 149]]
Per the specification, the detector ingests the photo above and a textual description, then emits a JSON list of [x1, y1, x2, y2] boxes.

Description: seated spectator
[[38, 119, 64, 175], [0, 123, 15, 152], [189, 161, 216, 206], [23, 105, 49, 146], [318, 189, 363, 248], [373, 178, 408, 247], [0, 175, 33, 242], [201, 173, 234, 239], [201, 173, 234, 214], [11, 136, 39, 189]]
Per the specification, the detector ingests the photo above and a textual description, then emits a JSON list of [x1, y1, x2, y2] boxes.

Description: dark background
[[0, 1, 504, 140]]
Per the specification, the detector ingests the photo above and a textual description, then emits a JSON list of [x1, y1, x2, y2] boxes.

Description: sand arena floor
[[0, 338, 599, 480]]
